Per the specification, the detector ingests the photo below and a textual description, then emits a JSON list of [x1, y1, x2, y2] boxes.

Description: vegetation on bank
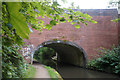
[[44, 66, 63, 80], [87, 45, 120, 75], [24, 64, 36, 78]]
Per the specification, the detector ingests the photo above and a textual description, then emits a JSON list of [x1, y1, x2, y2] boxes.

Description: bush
[[2, 45, 26, 78], [87, 45, 120, 74], [34, 47, 57, 68]]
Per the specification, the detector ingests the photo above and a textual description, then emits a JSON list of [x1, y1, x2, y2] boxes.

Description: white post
[[30, 53, 33, 64]]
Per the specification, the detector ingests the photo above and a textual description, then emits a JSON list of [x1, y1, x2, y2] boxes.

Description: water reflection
[[56, 63, 120, 78]]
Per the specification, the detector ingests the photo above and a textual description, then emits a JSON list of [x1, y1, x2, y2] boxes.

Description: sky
[[57, 0, 112, 9]]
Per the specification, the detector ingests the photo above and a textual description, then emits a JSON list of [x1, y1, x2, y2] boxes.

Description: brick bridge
[[25, 9, 119, 66]]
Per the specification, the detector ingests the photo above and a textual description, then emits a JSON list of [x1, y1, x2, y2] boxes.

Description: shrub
[[87, 45, 120, 74], [2, 45, 26, 78], [33, 47, 57, 68]]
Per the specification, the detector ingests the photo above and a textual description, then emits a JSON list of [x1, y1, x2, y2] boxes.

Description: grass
[[24, 64, 36, 78], [44, 66, 63, 80], [33, 58, 37, 61]]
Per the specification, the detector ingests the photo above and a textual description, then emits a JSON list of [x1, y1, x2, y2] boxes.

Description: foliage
[[2, 1, 97, 78], [109, 0, 120, 22], [6, 2, 30, 39], [20, 2, 97, 31], [112, 17, 120, 22], [61, 0, 67, 4], [2, 45, 25, 78], [24, 64, 36, 78], [2, 2, 25, 46], [109, 0, 120, 7], [87, 46, 120, 75], [69, 2, 80, 9], [44, 65, 63, 80], [2, 2, 26, 78], [2, 1, 97, 45], [34, 47, 57, 68], [2, 1, 97, 42]]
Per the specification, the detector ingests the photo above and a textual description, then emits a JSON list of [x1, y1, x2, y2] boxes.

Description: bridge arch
[[31, 40, 88, 67]]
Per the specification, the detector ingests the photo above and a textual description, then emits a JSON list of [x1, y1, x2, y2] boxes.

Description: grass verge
[[24, 64, 36, 78], [44, 66, 63, 80]]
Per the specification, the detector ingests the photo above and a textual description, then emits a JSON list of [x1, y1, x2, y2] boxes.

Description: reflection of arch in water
[[31, 40, 88, 67]]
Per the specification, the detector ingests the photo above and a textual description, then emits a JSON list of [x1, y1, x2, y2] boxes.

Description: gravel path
[[33, 63, 51, 79]]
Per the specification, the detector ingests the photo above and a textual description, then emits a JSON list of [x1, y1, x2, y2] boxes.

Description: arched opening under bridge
[[32, 40, 88, 67]]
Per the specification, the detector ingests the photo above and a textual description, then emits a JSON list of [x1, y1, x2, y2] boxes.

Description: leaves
[[3, 2, 98, 41], [46, 7, 52, 19], [90, 20, 98, 23], [6, 2, 30, 39], [111, 18, 120, 22], [60, 17, 66, 23], [50, 20, 58, 26], [38, 5, 45, 18], [62, 13, 68, 19], [45, 24, 52, 30], [2, 45, 25, 78], [75, 11, 83, 15], [88, 45, 120, 74], [19, 2, 97, 32], [74, 25, 80, 29]]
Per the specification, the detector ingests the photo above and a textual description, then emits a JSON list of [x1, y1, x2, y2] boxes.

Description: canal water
[[56, 63, 120, 78]]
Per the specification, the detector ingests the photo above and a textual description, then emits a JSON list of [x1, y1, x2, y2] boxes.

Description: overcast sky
[[57, 0, 111, 9]]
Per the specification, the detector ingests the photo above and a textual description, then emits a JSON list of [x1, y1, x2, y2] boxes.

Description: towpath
[[33, 63, 51, 79]]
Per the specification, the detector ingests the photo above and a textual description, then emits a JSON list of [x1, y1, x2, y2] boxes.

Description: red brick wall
[[25, 9, 119, 60], [118, 14, 120, 44]]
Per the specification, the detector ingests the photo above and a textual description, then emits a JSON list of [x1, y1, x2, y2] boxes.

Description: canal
[[56, 63, 120, 78]]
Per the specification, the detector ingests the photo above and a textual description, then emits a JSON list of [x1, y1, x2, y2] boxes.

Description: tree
[[70, 2, 75, 9], [107, 0, 120, 22], [68, 2, 80, 9], [53, 0, 80, 9], [76, 5, 80, 9], [61, 0, 67, 4], [2, 1, 97, 78], [108, 0, 120, 8]]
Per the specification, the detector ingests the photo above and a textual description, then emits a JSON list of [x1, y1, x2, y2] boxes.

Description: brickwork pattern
[[25, 9, 119, 60]]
